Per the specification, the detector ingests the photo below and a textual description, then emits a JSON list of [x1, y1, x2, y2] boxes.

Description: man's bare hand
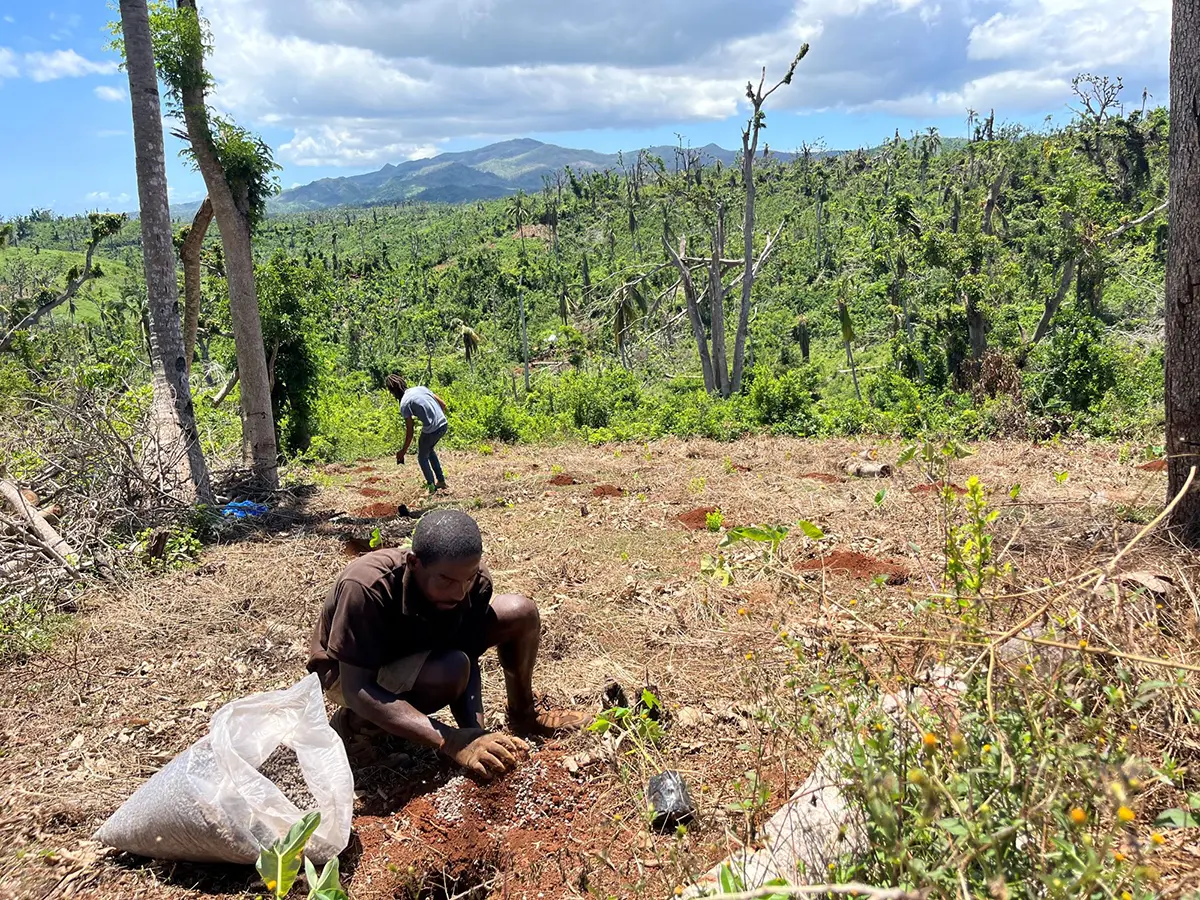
[[396, 451, 405, 465], [440, 729, 528, 780]]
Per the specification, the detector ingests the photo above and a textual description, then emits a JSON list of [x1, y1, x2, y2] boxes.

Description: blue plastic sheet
[[221, 500, 269, 519]]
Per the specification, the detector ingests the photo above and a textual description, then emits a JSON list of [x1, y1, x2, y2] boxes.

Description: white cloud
[[3, 16, 15, 25], [0, 47, 16, 80], [191, 0, 1169, 166], [85, 191, 131, 205], [26, 49, 117, 82], [94, 84, 127, 102]]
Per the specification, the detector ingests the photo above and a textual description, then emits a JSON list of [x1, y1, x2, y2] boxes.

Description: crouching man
[[307, 509, 588, 780]]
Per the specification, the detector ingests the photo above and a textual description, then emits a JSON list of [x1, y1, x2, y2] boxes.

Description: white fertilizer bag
[[94, 673, 353, 864]]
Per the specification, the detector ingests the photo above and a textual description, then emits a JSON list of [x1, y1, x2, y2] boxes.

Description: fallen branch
[[1102, 201, 1168, 243], [212, 369, 239, 406], [0, 479, 78, 569]]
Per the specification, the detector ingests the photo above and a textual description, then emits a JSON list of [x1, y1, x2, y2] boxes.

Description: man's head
[[407, 510, 483, 610], [385, 373, 407, 401]]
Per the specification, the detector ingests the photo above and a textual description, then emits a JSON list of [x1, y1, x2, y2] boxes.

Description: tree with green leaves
[[127, 0, 280, 486], [506, 191, 532, 391], [119, 0, 213, 503], [0, 213, 125, 352]]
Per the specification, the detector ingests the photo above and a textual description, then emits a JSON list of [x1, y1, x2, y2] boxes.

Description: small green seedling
[[369, 527, 382, 549], [1054, 470, 1070, 484], [688, 477, 707, 495], [257, 812, 320, 899], [701, 553, 735, 586], [874, 488, 887, 508], [706, 509, 724, 532], [1009, 483, 1022, 501]]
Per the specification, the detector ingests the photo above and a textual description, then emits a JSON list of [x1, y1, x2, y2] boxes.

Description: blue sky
[[0, 0, 1172, 218]]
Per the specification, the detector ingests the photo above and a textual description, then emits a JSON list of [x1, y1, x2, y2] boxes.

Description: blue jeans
[[417, 424, 447, 486]]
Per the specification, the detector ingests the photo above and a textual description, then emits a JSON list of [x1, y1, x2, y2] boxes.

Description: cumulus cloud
[[94, 84, 127, 102], [26, 49, 117, 82], [85, 191, 131, 205], [0, 47, 17, 80], [196, 0, 1169, 167]]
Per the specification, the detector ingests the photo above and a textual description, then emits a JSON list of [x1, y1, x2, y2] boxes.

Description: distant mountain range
[[258, 138, 763, 214]]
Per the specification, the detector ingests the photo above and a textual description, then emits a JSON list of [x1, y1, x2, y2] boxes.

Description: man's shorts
[[324, 651, 431, 706]]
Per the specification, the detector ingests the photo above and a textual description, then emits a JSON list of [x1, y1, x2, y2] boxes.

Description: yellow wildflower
[[1118, 806, 1136, 823], [1069, 807, 1087, 826]]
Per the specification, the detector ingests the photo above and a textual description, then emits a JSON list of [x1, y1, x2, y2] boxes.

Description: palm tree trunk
[[176, 0, 278, 487], [1166, 0, 1200, 542], [180, 196, 213, 373], [120, 0, 213, 503]]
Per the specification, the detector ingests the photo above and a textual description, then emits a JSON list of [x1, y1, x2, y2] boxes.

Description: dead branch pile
[[0, 381, 214, 648]]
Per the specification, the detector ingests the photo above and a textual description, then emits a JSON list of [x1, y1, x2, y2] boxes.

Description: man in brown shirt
[[308, 509, 587, 779]]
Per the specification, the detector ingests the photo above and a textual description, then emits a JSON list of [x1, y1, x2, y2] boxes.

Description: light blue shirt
[[399, 386, 447, 431]]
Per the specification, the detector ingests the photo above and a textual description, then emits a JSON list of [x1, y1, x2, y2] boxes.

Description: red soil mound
[[795, 549, 909, 585], [353, 465, 376, 473], [732, 463, 752, 472], [359, 487, 388, 498], [348, 749, 634, 899], [800, 472, 839, 484], [363, 476, 383, 484], [353, 502, 397, 518], [592, 484, 623, 497], [549, 474, 578, 486], [678, 506, 719, 530], [1138, 459, 1167, 472], [911, 481, 968, 496]]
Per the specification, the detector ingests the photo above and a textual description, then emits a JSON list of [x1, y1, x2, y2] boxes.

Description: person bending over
[[385, 373, 448, 493], [307, 509, 589, 780]]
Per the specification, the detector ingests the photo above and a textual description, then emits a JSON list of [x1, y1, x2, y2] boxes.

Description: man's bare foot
[[508, 705, 592, 737]]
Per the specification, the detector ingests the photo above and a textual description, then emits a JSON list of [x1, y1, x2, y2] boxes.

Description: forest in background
[[0, 75, 1171, 474]]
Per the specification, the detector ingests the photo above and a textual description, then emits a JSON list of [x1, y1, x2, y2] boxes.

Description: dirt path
[[0, 436, 1177, 899]]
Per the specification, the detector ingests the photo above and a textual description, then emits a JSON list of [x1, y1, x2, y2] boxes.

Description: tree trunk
[[731, 128, 758, 393], [1033, 256, 1077, 344], [966, 292, 987, 375], [180, 196, 213, 373], [708, 203, 731, 397], [176, 0, 277, 487], [120, 0, 213, 504], [1166, 0, 1200, 542], [664, 232, 715, 393]]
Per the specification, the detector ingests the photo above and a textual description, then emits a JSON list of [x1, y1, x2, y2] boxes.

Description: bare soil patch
[[548, 473, 578, 486], [795, 548, 910, 584], [363, 476, 383, 485], [800, 472, 839, 484], [358, 487, 388, 498], [1, 435, 1195, 899], [591, 484, 623, 497], [677, 506, 719, 530], [1138, 459, 1167, 472], [353, 502, 397, 518], [910, 480, 968, 496]]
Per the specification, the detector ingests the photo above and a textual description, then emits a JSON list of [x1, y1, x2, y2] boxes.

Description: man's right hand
[[439, 729, 529, 780]]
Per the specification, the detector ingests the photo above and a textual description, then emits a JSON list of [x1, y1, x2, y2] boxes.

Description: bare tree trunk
[[732, 127, 758, 394], [176, 0, 278, 487], [180, 196, 213, 373], [1033, 256, 1077, 344], [708, 203, 731, 397], [982, 168, 1007, 236], [1167, 0, 1200, 542], [966, 292, 987, 376], [664, 233, 716, 393], [120, 0, 213, 504]]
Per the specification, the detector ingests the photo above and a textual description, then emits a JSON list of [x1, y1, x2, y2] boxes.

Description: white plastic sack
[[94, 673, 353, 864]]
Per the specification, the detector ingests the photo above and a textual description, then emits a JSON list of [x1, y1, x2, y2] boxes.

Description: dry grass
[[1, 435, 1198, 899]]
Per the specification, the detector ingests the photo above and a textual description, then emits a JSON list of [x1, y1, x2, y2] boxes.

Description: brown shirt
[[306, 548, 494, 689]]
